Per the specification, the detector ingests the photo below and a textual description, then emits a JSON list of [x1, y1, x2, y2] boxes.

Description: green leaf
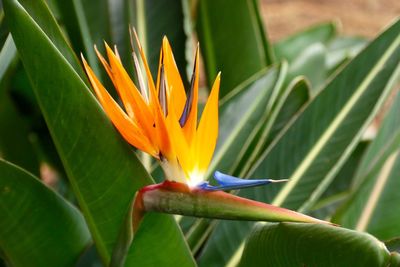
[[0, 89, 39, 175], [3, 0, 194, 265], [332, 93, 400, 240], [234, 76, 310, 177], [129, 0, 188, 84], [274, 22, 336, 62], [0, 34, 39, 175], [0, 159, 91, 267], [252, 18, 400, 214], [263, 77, 310, 150], [351, 92, 400, 189], [386, 238, 400, 253], [199, 19, 400, 266], [198, 78, 309, 267], [6, 0, 87, 81], [286, 43, 327, 92], [326, 36, 367, 75], [207, 65, 285, 179], [53, 0, 111, 78], [197, 0, 273, 98], [183, 66, 287, 253], [239, 223, 395, 267], [310, 141, 369, 220], [125, 213, 195, 267], [0, 34, 16, 80]]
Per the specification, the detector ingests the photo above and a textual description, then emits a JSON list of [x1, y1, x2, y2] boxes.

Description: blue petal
[[197, 171, 288, 191]]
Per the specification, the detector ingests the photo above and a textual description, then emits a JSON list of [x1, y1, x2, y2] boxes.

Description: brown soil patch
[[261, 0, 400, 41]]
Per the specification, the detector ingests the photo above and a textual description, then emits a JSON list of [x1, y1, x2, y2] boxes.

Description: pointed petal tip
[[269, 179, 290, 183]]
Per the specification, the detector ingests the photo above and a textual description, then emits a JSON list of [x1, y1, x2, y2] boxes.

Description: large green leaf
[[207, 65, 285, 179], [129, 0, 188, 84], [0, 34, 39, 175], [332, 92, 400, 240], [310, 141, 369, 220], [197, 79, 309, 267], [0, 159, 91, 267], [234, 76, 310, 177], [0, 34, 16, 80], [0, 90, 39, 176], [3, 0, 194, 265], [199, 19, 400, 266], [181, 66, 286, 254], [325, 36, 367, 75], [239, 223, 397, 267], [197, 0, 273, 98], [4, 0, 87, 81], [351, 92, 400, 189], [274, 22, 336, 62], [286, 42, 327, 92], [54, 0, 111, 78], [125, 213, 195, 267]]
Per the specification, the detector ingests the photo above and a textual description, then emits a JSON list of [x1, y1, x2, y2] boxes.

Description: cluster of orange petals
[[82, 31, 220, 185]]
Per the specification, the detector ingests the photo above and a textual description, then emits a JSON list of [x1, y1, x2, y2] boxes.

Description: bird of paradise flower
[[81, 29, 332, 239]]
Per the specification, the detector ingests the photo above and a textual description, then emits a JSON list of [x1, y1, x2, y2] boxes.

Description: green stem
[[134, 181, 333, 230]]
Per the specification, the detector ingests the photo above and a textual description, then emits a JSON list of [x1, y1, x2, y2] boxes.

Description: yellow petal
[[162, 37, 187, 117], [81, 56, 158, 157], [166, 105, 191, 177], [195, 73, 220, 173]]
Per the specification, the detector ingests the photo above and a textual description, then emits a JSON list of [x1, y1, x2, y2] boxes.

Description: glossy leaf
[[0, 159, 91, 267], [126, 213, 195, 267], [332, 92, 400, 240], [3, 0, 194, 265], [326, 36, 367, 74], [6, 0, 87, 81], [239, 223, 397, 267], [0, 34, 16, 80], [207, 65, 285, 179], [263, 77, 310, 150], [274, 22, 336, 62], [286, 42, 327, 92], [199, 19, 400, 266], [183, 66, 286, 253], [386, 238, 400, 253], [310, 141, 369, 220], [252, 18, 400, 215], [0, 34, 39, 175], [234, 76, 310, 177], [54, 0, 111, 77], [0, 90, 39, 175], [197, 0, 273, 98], [198, 77, 310, 267], [129, 0, 188, 83]]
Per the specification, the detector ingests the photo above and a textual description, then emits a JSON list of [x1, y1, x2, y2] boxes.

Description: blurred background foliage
[[0, 0, 399, 266]]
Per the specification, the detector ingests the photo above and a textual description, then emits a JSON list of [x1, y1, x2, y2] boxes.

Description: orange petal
[[162, 37, 187, 117], [94, 46, 134, 119], [130, 30, 175, 159], [81, 56, 158, 157], [181, 45, 199, 147], [195, 73, 220, 173], [131, 28, 158, 110], [104, 43, 157, 145]]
